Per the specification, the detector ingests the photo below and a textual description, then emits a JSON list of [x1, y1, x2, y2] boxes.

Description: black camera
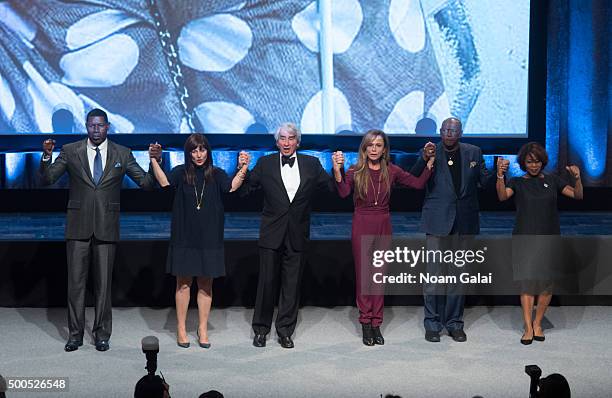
[[525, 365, 570, 398], [142, 336, 159, 376], [525, 365, 542, 397], [134, 336, 170, 398]]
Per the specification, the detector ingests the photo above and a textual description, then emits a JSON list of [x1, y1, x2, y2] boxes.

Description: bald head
[[440, 117, 462, 150]]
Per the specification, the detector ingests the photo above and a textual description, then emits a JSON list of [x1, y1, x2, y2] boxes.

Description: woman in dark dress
[[332, 130, 434, 346], [149, 134, 249, 348], [496, 142, 582, 345]]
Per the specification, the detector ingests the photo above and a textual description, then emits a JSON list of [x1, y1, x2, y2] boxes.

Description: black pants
[[252, 234, 304, 337], [423, 223, 467, 333], [66, 237, 116, 341]]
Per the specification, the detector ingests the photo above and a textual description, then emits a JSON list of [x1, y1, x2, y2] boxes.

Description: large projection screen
[[0, 0, 530, 136]]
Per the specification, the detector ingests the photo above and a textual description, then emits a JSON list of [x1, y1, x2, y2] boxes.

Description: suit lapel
[[77, 139, 95, 187], [99, 140, 116, 184], [272, 153, 291, 203], [294, 153, 306, 199], [459, 143, 469, 197]]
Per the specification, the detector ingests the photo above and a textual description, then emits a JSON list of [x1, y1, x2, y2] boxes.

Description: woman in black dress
[[149, 134, 249, 348], [496, 142, 582, 344]]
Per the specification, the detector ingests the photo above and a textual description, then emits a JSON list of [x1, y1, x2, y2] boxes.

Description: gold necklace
[[446, 149, 458, 166], [369, 172, 382, 206], [194, 179, 205, 210]]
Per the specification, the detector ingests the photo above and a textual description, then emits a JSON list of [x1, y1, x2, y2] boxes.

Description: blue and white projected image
[[0, 0, 530, 136]]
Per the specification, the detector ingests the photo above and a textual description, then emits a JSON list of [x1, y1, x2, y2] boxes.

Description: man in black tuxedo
[[39, 109, 157, 352], [242, 123, 332, 348]]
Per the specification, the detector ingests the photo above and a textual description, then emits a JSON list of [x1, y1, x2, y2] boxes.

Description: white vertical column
[[319, 0, 334, 134]]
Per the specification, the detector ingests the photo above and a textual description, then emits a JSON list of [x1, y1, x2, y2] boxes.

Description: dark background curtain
[[546, 0, 610, 186]]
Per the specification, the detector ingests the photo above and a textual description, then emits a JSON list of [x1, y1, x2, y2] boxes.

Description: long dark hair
[[183, 133, 214, 185]]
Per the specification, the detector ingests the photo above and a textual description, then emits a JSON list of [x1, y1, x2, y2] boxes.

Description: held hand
[[497, 157, 509, 175], [148, 142, 162, 162], [43, 139, 55, 156], [423, 142, 436, 160], [332, 151, 345, 171], [426, 155, 435, 170], [566, 165, 580, 179], [238, 151, 250, 168]]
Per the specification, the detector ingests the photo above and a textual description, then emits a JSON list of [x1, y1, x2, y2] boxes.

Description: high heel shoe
[[533, 323, 545, 342], [197, 330, 211, 349], [177, 333, 190, 348], [520, 329, 533, 345]]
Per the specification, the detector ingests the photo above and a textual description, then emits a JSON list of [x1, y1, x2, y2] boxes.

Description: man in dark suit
[[241, 123, 332, 349], [411, 117, 491, 343], [40, 109, 157, 352]]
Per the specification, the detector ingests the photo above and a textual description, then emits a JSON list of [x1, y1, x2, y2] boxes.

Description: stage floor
[[1, 306, 611, 397], [2, 211, 612, 240]]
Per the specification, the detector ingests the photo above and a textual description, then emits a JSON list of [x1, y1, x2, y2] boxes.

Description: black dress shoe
[[64, 340, 83, 352], [361, 324, 375, 346], [449, 329, 467, 342], [252, 334, 266, 348], [372, 326, 385, 345], [425, 330, 440, 342], [278, 336, 294, 349], [177, 341, 190, 348], [95, 340, 110, 351]]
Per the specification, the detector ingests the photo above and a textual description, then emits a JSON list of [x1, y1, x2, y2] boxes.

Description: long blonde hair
[[352, 129, 390, 201]]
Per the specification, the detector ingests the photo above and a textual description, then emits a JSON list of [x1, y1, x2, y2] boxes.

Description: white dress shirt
[[280, 153, 300, 202], [87, 138, 108, 178]]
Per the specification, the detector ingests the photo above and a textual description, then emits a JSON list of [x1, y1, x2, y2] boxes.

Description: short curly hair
[[517, 142, 548, 171]]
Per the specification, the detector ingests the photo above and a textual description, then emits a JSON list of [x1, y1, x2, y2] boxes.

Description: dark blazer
[[39, 139, 155, 241], [241, 152, 333, 251], [411, 142, 491, 235]]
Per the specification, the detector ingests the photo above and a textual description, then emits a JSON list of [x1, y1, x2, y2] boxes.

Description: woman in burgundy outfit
[[333, 130, 434, 346]]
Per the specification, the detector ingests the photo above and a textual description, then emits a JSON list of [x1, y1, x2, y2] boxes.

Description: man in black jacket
[[40, 108, 156, 352], [241, 123, 332, 348], [411, 117, 491, 343]]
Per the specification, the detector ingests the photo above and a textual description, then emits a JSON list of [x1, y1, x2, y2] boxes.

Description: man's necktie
[[281, 155, 295, 167], [93, 147, 103, 184]]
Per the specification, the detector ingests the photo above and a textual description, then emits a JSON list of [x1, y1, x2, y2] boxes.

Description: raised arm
[[239, 156, 263, 197], [230, 151, 250, 192], [410, 141, 436, 176], [147, 145, 170, 188], [561, 165, 583, 200], [332, 151, 355, 198], [39, 139, 68, 185], [495, 157, 514, 201], [394, 157, 434, 190]]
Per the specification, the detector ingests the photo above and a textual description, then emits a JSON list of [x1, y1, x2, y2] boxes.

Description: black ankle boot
[[372, 326, 385, 345], [362, 324, 375, 346]]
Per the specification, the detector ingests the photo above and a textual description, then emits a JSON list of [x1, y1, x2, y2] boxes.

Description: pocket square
[[469, 161, 477, 168], [114, 162, 122, 168]]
